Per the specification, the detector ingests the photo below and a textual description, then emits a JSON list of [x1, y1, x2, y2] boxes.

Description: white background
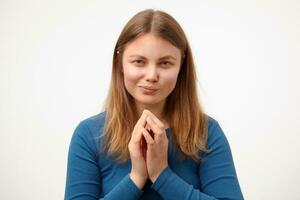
[[1, 0, 299, 199]]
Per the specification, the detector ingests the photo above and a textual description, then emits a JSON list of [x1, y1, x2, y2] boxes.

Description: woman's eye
[[160, 61, 173, 66], [132, 60, 144, 65], [131, 60, 173, 67]]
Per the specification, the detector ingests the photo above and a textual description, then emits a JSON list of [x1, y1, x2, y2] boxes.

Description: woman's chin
[[134, 97, 164, 107]]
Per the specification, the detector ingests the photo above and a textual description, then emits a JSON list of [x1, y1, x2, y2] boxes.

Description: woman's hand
[[128, 110, 148, 189], [142, 110, 169, 183]]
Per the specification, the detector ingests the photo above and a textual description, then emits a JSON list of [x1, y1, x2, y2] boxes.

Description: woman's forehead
[[123, 33, 181, 59]]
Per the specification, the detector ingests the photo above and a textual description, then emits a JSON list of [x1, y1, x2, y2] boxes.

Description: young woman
[[65, 9, 244, 200]]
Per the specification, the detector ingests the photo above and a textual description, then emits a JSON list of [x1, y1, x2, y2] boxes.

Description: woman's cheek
[[129, 70, 141, 81], [124, 66, 143, 84], [163, 71, 179, 86]]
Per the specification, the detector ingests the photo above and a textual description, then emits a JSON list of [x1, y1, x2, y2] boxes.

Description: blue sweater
[[65, 112, 244, 200]]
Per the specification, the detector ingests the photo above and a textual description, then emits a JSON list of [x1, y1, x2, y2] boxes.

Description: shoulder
[[77, 111, 107, 137], [71, 111, 107, 152], [205, 115, 230, 150]]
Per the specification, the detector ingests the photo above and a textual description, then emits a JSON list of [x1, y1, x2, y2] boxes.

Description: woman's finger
[[144, 110, 165, 129], [146, 116, 164, 141], [132, 112, 148, 142], [136, 111, 148, 130], [142, 127, 154, 145]]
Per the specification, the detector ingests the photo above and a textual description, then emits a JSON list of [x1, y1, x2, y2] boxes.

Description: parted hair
[[103, 9, 208, 162]]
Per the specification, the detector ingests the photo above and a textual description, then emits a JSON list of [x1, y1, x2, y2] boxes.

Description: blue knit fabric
[[65, 112, 244, 200]]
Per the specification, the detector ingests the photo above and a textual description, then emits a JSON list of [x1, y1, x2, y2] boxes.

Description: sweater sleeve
[[64, 121, 143, 200], [151, 121, 244, 200]]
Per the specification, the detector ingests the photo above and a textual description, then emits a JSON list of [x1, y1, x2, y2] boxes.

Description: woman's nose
[[145, 65, 159, 82]]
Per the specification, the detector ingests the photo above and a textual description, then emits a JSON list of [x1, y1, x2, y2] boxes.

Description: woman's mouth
[[139, 86, 158, 94]]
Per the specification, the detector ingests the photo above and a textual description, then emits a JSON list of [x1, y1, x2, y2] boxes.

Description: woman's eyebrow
[[159, 55, 177, 61], [129, 54, 177, 60]]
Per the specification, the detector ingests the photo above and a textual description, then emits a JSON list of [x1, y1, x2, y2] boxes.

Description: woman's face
[[122, 33, 181, 108]]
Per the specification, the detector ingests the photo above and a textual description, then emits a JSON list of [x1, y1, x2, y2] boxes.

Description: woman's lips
[[139, 86, 158, 94]]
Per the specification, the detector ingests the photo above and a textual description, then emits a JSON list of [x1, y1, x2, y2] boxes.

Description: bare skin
[[128, 109, 169, 188]]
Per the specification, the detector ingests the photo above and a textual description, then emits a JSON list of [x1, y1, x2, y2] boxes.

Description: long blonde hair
[[103, 9, 208, 162]]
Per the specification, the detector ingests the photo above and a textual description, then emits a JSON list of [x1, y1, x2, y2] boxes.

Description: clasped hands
[[128, 110, 169, 189]]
